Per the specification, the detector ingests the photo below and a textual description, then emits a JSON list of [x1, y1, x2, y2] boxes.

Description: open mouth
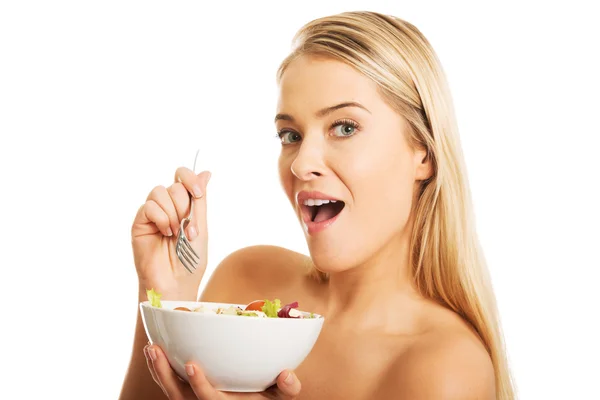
[[301, 200, 346, 223]]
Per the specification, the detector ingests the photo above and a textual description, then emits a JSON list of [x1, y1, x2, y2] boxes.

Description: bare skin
[[200, 246, 496, 400], [120, 55, 496, 399]]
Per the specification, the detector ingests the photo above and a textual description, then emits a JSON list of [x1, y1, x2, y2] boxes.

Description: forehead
[[277, 55, 381, 113]]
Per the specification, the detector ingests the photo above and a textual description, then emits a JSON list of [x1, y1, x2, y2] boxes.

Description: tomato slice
[[244, 300, 265, 311]]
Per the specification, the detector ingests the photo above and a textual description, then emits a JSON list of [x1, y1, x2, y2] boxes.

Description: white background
[[1, 1, 598, 399]]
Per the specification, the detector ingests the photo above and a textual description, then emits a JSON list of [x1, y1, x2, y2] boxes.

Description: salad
[[146, 288, 317, 319]]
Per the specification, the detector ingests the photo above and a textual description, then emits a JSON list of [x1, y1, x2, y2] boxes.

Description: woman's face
[[276, 55, 430, 272]]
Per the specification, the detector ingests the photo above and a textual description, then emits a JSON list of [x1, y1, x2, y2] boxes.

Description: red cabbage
[[277, 301, 300, 318]]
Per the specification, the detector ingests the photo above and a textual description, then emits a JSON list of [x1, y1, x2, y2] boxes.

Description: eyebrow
[[274, 101, 371, 123]]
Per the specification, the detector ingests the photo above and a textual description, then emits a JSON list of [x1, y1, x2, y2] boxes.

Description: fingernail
[[192, 185, 203, 198], [166, 228, 173, 237], [206, 172, 212, 184], [148, 347, 157, 361], [189, 226, 197, 240], [185, 364, 195, 376], [284, 371, 294, 385]]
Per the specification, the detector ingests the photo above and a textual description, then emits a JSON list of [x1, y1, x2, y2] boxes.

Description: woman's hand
[[144, 345, 302, 400], [131, 167, 212, 301]]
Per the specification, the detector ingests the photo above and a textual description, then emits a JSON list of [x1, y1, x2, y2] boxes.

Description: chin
[[305, 238, 366, 274]]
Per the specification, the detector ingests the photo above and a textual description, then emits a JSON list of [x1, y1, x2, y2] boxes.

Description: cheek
[[278, 153, 294, 200], [342, 141, 416, 220], [343, 137, 413, 187]]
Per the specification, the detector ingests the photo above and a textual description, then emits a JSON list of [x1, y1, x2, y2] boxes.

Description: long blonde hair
[[277, 11, 515, 399]]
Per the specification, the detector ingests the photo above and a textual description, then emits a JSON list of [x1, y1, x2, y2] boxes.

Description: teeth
[[302, 199, 333, 206]]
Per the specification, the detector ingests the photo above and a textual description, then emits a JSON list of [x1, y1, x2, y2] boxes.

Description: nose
[[290, 138, 326, 181]]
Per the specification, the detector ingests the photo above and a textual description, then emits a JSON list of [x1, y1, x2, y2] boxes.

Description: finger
[[230, 370, 301, 400], [147, 185, 180, 237], [144, 346, 159, 383], [141, 200, 173, 237], [273, 370, 301, 399], [150, 345, 194, 400], [165, 182, 188, 223], [165, 182, 199, 240], [144, 346, 168, 397], [174, 168, 211, 241], [185, 363, 223, 400], [190, 171, 211, 241], [174, 167, 206, 199]]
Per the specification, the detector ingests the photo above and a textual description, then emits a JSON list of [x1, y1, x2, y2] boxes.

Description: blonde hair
[[277, 11, 515, 399]]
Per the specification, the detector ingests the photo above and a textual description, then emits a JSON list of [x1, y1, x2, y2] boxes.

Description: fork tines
[[176, 230, 200, 273]]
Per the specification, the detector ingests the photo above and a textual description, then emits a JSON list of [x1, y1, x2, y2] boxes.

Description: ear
[[414, 148, 433, 181]]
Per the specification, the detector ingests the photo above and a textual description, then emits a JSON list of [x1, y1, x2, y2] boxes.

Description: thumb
[[190, 171, 211, 241], [274, 370, 301, 398]]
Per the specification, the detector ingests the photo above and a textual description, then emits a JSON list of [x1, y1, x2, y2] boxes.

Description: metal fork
[[176, 149, 201, 273]]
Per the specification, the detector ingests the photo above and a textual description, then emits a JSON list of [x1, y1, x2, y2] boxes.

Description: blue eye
[[278, 131, 302, 145]]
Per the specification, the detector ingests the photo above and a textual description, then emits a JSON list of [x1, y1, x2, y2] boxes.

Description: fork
[[176, 149, 201, 273]]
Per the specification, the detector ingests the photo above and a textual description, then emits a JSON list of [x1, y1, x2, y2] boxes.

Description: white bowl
[[140, 300, 324, 392]]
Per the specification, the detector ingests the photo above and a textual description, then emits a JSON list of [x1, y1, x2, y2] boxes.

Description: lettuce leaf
[[146, 288, 162, 308], [261, 299, 281, 318]]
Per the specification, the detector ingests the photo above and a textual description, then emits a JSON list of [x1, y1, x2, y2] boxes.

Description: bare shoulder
[[199, 245, 319, 305], [380, 308, 496, 399]]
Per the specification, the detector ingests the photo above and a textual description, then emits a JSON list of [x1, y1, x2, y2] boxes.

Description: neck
[[323, 229, 422, 331]]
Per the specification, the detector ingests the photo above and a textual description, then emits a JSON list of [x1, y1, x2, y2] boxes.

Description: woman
[[120, 11, 515, 400]]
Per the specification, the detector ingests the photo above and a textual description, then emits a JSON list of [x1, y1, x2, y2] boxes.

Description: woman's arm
[[119, 245, 299, 399], [119, 288, 168, 400]]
